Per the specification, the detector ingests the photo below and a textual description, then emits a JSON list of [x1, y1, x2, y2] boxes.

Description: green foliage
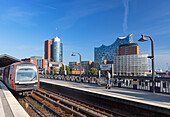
[[102, 71, 106, 75], [88, 67, 98, 75], [66, 66, 71, 74], [53, 69, 56, 73], [59, 65, 64, 74], [59, 65, 71, 74], [46, 70, 49, 74]]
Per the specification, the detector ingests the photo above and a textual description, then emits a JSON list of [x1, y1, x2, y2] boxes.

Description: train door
[[0, 68, 3, 80], [3, 66, 10, 85], [9, 65, 14, 89]]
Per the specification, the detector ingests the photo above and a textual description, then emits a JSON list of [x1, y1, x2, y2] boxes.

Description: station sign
[[100, 64, 112, 70]]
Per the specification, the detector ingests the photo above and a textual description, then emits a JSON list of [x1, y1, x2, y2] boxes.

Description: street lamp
[[138, 34, 155, 93], [71, 52, 82, 77]]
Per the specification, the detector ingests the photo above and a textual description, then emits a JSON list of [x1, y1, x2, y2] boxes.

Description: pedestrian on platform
[[106, 70, 111, 89]]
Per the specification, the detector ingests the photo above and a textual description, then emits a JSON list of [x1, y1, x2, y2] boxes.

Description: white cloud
[[122, 0, 129, 34]]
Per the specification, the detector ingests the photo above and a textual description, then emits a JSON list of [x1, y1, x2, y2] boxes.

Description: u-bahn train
[[1, 62, 40, 95]]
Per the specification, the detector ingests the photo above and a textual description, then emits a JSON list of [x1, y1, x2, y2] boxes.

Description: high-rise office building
[[94, 34, 133, 61], [44, 34, 63, 62], [52, 36, 63, 62], [45, 40, 53, 61]]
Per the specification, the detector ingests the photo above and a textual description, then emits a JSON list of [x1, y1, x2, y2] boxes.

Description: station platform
[[41, 78, 170, 116], [0, 81, 30, 117]]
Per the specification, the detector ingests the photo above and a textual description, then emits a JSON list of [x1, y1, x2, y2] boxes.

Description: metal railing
[[40, 74, 170, 94]]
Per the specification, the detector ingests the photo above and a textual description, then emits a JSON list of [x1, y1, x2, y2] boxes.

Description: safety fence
[[40, 74, 170, 94]]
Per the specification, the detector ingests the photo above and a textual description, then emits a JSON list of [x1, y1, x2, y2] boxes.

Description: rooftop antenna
[[56, 27, 57, 36]]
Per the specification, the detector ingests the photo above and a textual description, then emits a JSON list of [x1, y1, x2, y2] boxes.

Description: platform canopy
[[0, 54, 21, 67]]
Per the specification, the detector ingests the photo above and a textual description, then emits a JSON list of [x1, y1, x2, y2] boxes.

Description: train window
[[3, 67, 9, 78], [15, 63, 38, 82], [0, 69, 2, 76], [9, 68, 14, 80]]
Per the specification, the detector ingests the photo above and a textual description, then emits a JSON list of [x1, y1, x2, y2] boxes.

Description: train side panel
[[8, 65, 14, 89], [3, 66, 10, 88]]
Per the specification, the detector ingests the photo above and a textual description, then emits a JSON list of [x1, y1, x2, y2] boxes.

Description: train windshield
[[15, 63, 38, 82]]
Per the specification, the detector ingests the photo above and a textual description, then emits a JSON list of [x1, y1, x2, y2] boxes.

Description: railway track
[[32, 88, 127, 117], [23, 95, 63, 117]]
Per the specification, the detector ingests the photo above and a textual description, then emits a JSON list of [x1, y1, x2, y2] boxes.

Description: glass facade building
[[52, 36, 63, 62], [31, 56, 42, 69], [94, 34, 133, 61], [113, 54, 149, 75]]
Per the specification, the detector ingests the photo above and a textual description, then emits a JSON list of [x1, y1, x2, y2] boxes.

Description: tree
[[88, 67, 98, 75], [102, 71, 106, 75], [59, 65, 71, 74], [53, 69, 56, 74], [46, 70, 49, 74], [66, 66, 71, 74]]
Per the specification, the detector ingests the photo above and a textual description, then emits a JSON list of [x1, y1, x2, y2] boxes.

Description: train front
[[14, 62, 40, 94]]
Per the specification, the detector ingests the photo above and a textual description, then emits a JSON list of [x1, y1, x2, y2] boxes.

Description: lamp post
[[138, 34, 155, 93], [71, 52, 82, 77]]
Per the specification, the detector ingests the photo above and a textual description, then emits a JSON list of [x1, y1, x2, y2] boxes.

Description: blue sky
[[0, 0, 170, 70]]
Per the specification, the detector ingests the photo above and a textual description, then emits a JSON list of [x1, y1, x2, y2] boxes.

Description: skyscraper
[[52, 36, 63, 62], [44, 34, 63, 62], [44, 40, 53, 61]]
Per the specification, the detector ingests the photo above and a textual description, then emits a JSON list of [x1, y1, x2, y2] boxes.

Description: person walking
[[106, 70, 111, 89]]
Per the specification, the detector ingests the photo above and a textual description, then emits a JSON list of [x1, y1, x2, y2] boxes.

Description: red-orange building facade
[[21, 58, 49, 70], [117, 43, 140, 56], [45, 40, 53, 61]]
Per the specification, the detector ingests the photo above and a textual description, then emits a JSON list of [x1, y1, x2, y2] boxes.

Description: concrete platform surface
[[41, 78, 170, 110], [0, 81, 30, 117]]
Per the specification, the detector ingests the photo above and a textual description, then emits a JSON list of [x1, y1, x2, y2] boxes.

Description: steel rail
[[29, 95, 63, 117], [23, 97, 47, 117], [36, 88, 127, 117], [33, 90, 87, 117]]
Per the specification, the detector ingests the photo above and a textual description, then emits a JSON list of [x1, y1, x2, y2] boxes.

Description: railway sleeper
[[33, 92, 87, 117], [34, 90, 108, 117], [30, 96, 63, 117]]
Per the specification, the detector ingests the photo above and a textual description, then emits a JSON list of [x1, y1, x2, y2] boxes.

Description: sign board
[[127, 71, 131, 74], [100, 64, 112, 70]]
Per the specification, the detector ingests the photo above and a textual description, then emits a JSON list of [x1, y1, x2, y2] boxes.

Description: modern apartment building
[[69, 61, 93, 75], [113, 54, 149, 75], [44, 34, 63, 62], [94, 34, 133, 61], [81, 61, 93, 75], [93, 60, 113, 70], [30, 56, 43, 69], [71, 66, 84, 75], [21, 56, 48, 71], [117, 43, 140, 56]]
